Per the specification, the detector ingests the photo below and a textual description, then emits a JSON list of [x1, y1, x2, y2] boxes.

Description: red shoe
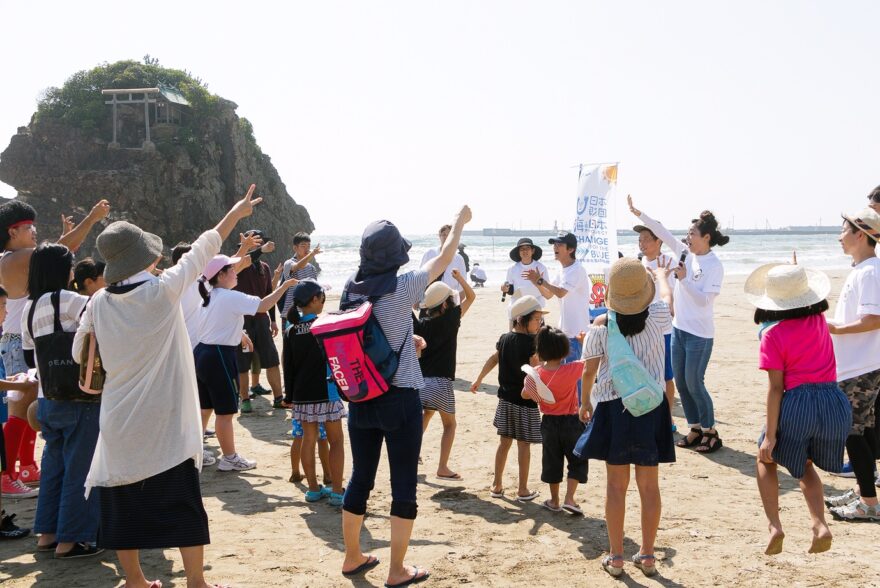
[[1, 474, 39, 499], [18, 464, 40, 486]]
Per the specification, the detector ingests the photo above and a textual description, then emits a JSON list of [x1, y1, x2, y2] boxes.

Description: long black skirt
[[98, 458, 210, 550]]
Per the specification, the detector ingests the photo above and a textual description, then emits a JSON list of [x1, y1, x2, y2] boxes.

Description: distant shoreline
[[463, 226, 841, 237]]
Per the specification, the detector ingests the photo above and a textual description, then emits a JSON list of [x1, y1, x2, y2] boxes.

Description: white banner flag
[[572, 163, 618, 317]]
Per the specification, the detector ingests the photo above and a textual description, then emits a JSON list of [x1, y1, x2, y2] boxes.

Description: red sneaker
[[18, 464, 40, 486], [1, 474, 38, 499]]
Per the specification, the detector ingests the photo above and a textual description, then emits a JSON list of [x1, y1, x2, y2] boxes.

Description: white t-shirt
[[198, 287, 261, 346], [642, 254, 676, 335], [419, 247, 467, 291], [552, 261, 591, 337], [505, 261, 548, 310], [831, 257, 880, 381], [636, 213, 723, 339], [180, 282, 202, 349]]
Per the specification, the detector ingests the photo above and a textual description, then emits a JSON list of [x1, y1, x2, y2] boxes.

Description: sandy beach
[[2, 270, 879, 587]]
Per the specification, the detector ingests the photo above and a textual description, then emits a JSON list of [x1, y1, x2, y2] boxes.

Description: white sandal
[[601, 554, 623, 577], [632, 553, 657, 576]]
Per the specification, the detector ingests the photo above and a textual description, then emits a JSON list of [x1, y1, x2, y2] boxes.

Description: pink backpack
[[310, 301, 405, 402]]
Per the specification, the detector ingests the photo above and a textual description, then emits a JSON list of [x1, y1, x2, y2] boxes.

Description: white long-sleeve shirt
[[637, 213, 723, 339], [74, 229, 221, 495]]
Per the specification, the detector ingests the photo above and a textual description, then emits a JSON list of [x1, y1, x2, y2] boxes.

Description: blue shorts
[[757, 382, 851, 479], [664, 333, 673, 382], [291, 419, 327, 440]]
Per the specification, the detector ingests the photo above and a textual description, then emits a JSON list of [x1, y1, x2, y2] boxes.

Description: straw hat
[[842, 207, 880, 242], [97, 221, 164, 284], [510, 295, 550, 320], [420, 281, 454, 309], [605, 257, 655, 315], [744, 263, 830, 311]]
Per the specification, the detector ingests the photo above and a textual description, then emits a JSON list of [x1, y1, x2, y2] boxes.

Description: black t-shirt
[[496, 331, 537, 407], [282, 317, 329, 404], [415, 305, 462, 379]]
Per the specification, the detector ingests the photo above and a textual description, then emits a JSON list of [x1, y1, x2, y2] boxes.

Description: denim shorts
[[0, 333, 27, 377], [663, 333, 673, 382]]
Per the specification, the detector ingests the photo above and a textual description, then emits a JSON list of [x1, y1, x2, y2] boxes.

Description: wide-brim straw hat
[[509, 238, 543, 262], [420, 281, 455, 309], [842, 207, 880, 242], [97, 221, 163, 284], [744, 263, 830, 311], [606, 257, 655, 315], [510, 295, 550, 320]]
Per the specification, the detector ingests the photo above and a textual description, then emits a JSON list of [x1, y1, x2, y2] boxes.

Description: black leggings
[[847, 434, 877, 499]]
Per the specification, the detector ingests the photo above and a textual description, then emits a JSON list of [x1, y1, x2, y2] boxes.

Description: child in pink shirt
[[522, 326, 587, 515]]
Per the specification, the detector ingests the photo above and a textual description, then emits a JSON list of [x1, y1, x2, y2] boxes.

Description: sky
[[1, 1, 879, 234]]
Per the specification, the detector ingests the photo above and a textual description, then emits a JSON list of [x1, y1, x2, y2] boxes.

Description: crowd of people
[[0, 184, 879, 586]]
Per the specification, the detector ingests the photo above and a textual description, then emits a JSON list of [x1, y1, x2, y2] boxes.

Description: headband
[[8, 220, 33, 229]]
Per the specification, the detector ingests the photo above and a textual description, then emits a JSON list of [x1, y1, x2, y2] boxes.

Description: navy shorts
[[757, 382, 851, 479], [540, 414, 588, 484], [663, 333, 673, 382], [579, 397, 676, 466], [195, 344, 241, 415]]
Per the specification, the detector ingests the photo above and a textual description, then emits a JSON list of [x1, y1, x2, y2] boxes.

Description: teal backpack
[[607, 311, 664, 417]]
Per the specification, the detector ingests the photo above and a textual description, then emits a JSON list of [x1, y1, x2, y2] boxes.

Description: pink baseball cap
[[203, 255, 241, 281]]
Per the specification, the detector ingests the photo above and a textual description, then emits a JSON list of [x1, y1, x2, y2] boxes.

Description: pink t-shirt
[[759, 314, 836, 391], [523, 360, 584, 416]]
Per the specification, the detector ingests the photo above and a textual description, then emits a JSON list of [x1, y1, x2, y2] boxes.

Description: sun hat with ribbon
[[744, 263, 830, 311], [605, 257, 655, 315], [420, 281, 454, 309], [510, 295, 550, 320], [96, 221, 164, 284], [842, 207, 880, 242]]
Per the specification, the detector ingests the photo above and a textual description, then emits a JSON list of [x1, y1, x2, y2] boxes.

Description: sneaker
[[17, 464, 40, 486], [830, 500, 880, 522], [825, 489, 859, 508], [831, 461, 856, 478], [249, 384, 271, 396], [240, 399, 253, 414], [1, 475, 39, 499], [217, 453, 257, 472], [0, 510, 30, 539], [202, 449, 216, 466], [203, 428, 216, 438]]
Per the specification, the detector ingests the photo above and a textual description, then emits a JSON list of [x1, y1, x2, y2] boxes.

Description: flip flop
[[437, 472, 463, 481], [562, 503, 583, 516], [489, 489, 505, 498], [542, 499, 562, 512], [384, 567, 430, 588], [516, 491, 539, 502], [342, 555, 380, 577], [36, 541, 58, 552]]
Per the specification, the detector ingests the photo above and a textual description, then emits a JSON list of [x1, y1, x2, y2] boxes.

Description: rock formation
[[0, 62, 313, 267]]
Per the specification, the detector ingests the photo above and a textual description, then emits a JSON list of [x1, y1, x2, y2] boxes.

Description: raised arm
[[627, 195, 685, 257], [257, 278, 297, 314], [423, 206, 472, 282], [58, 199, 111, 252], [213, 184, 263, 242], [452, 269, 476, 316]]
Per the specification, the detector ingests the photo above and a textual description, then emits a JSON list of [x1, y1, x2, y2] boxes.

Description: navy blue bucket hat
[[359, 220, 411, 275]]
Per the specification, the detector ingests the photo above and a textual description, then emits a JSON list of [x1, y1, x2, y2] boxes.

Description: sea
[[309, 232, 848, 292]]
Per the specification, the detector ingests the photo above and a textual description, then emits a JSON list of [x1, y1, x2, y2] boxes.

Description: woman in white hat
[[745, 263, 850, 554], [73, 185, 261, 588], [414, 269, 475, 480], [471, 295, 548, 502], [579, 258, 675, 577]]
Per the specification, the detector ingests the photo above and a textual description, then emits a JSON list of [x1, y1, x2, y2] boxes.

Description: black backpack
[[27, 291, 98, 403]]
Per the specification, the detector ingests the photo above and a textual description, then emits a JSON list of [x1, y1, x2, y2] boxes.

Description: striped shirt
[[582, 302, 671, 403], [280, 258, 319, 316], [21, 290, 89, 348]]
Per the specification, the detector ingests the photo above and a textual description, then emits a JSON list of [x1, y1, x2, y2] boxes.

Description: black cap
[[548, 232, 577, 249]]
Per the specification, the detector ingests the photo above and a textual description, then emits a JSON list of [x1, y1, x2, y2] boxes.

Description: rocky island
[[0, 58, 313, 263]]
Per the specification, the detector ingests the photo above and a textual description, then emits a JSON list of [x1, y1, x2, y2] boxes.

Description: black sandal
[[675, 427, 703, 449], [695, 431, 723, 454]]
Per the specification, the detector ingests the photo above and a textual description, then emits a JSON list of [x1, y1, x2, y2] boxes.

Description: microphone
[[676, 250, 687, 279], [637, 252, 644, 262], [501, 283, 514, 302]]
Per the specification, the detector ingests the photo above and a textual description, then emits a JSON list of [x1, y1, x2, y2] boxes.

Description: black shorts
[[236, 315, 280, 373], [541, 414, 588, 484], [195, 344, 241, 415]]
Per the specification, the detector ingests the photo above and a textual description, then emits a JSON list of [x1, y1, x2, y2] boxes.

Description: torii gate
[[101, 88, 160, 150]]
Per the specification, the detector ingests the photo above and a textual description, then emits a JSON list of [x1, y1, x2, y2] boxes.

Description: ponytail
[[692, 210, 730, 248], [286, 304, 302, 325], [198, 277, 211, 307]]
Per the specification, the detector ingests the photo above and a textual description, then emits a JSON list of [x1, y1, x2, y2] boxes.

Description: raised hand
[[60, 214, 74, 236], [231, 184, 263, 219], [239, 232, 263, 253], [261, 241, 276, 253], [627, 194, 641, 217], [87, 199, 111, 222], [456, 205, 473, 225]]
